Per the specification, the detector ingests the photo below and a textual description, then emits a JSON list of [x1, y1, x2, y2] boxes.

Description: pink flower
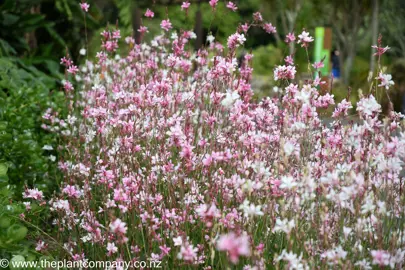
[[23, 202, 31, 211], [371, 45, 390, 56], [60, 57, 72, 67], [67, 65, 79, 74], [63, 81, 74, 92], [35, 240, 47, 251], [100, 30, 110, 39], [107, 242, 118, 256], [80, 2, 90, 12], [62, 185, 81, 198], [23, 188, 44, 201], [217, 232, 251, 264], [297, 31, 314, 47], [112, 30, 121, 39], [263, 23, 277, 34], [160, 19, 172, 32], [181, 1, 191, 10], [253, 12, 263, 22], [371, 250, 391, 267], [138, 26, 149, 34], [227, 32, 246, 49], [209, 0, 219, 8], [226, 2, 238, 11], [72, 253, 85, 261], [285, 32, 296, 43], [196, 203, 221, 227], [96, 51, 107, 62], [241, 23, 250, 33], [125, 36, 135, 44], [285, 55, 294, 66], [202, 154, 213, 167], [159, 245, 171, 256], [109, 218, 127, 234], [274, 65, 296, 81], [102, 40, 118, 52], [145, 9, 154, 18], [312, 61, 324, 69], [177, 243, 198, 262]]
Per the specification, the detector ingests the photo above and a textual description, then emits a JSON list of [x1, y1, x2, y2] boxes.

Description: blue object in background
[[332, 68, 340, 78]]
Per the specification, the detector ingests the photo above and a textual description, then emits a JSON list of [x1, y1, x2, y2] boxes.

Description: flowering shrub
[[28, 3, 405, 269]]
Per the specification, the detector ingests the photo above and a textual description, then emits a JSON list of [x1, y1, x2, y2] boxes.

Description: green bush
[[252, 44, 283, 75], [0, 162, 52, 266], [0, 58, 65, 198]]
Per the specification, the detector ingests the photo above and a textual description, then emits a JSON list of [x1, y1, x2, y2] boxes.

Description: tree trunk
[[344, 48, 355, 85], [369, 0, 379, 73], [194, 0, 203, 50], [26, 5, 40, 51], [132, 4, 142, 44]]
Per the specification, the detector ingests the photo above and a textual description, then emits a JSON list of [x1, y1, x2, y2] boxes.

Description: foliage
[[0, 0, 103, 73], [0, 162, 53, 266], [0, 58, 65, 198], [252, 44, 283, 75]]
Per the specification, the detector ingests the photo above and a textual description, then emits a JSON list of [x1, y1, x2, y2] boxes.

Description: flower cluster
[[31, 3, 405, 269]]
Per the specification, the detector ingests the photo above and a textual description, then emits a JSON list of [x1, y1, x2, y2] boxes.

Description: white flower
[[291, 122, 306, 131], [321, 246, 347, 265], [283, 141, 295, 156], [251, 161, 270, 178], [355, 259, 372, 270], [296, 85, 312, 104], [207, 34, 215, 44], [67, 115, 77, 125], [279, 176, 297, 189], [239, 200, 264, 218], [79, 48, 86, 55], [221, 90, 240, 108], [343, 227, 352, 239], [173, 236, 183, 246], [242, 180, 263, 193], [171, 32, 178, 40], [297, 31, 314, 46], [361, 194, 376, 214], [377, 201, 387, 215], [276, 250, 306, 269], [273, 218, 295, 234], [42, 145, 53, 150], [377, 72, 394, 90], [320, 171, 338, 185], [237, 33, 246, 44], [81, 234, 92, 243], [356, 95, 381, 117]]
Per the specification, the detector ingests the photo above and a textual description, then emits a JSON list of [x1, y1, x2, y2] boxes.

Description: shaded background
[[2, 0, 405, 110], [2, 0, 405, 89]]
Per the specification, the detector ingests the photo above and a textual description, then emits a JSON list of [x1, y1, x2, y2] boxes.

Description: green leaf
[[0, 39, 17, 56], [10, 255, 25, 270], [0, 175, 9, 188], [0, 0, 16, 11], [0, 216, 11, 228], [0, 163, 8, 176], [2, 13, 19, 26], [7, 224, 28, 242], [0, 121, 7, 130]]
